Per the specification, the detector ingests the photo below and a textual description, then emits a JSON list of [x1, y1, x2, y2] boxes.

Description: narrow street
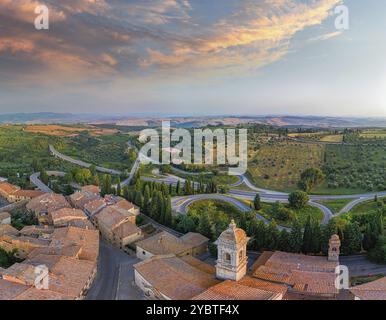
[[86, 240, 144, 300]]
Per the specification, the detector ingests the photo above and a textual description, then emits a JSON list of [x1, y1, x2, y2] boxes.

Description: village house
[[94, 205, 142, 248], [7, 190, 46, 203], [83, 198, 106, 217], [26, 193, 71, 224], [0, 233, 50, 259], [69, 186, 100, 209], [0, 226, 99, 300], [0, 182, 45, 203], [19, 225, 54, 239], [0, 182, 20, 201], [49, 207, 88, 227], [135, 231, 209, 261]]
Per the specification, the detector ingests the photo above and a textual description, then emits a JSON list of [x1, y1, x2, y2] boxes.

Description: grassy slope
[[315, 198, 353, 214]]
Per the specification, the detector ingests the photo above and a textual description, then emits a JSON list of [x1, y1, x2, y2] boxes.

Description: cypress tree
[[289, 219, 302, 253], [116, 178, 121, 196], [143, 185, 151, 214], [164, 195, 172, 226], [302, 215, 313, 254], [254, 193, 262, 210]]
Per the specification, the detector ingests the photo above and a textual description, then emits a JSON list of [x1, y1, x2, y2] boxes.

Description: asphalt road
[[49, 144, 121, 175], [48, 145, 385, 224], [86, 240, 143, 300]]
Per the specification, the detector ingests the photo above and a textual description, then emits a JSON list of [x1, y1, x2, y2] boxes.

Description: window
[[239, 250, 243, 262], [224, 252, 231, 262]]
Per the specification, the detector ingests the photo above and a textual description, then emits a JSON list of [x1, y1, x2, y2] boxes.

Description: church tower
[[216, 220, 249, 281], [328, 234, 341, 262]]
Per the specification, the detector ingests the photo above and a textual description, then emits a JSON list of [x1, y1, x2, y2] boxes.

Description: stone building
[[215, 220, 249, 281], [328, 234, 341, 262]]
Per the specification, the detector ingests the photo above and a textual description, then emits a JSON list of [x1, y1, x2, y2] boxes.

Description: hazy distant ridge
[[0, 112, 386, 128]]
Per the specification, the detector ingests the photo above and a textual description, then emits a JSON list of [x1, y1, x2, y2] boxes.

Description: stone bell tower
[[328, 234, 341, 262], [216, 220, 249, 281]]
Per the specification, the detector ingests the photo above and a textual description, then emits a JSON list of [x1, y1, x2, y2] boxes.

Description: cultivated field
[[25, 125, 118, 137], [247, 141, 324, 192]]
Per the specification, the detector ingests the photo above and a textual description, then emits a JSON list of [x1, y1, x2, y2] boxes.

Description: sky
[[0, 0, 385, 117]]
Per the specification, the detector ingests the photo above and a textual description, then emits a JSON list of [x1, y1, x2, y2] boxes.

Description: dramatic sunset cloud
[[0, 0, 342, 81]]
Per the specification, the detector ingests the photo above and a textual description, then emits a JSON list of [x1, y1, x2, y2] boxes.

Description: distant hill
[[0, 113, 385, 128], [0, 113, 117, 124]]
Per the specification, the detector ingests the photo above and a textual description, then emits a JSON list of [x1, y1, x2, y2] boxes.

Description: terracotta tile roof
[[94, 206, 130, 230], [136, 231, 191, 256], [0, 224, 18, 236], [193, 278, 283, 300], [66, 219, 95, 230], [69, 191, 99, 209], [114, 199, 135, 211], [1, 263, 37, 286], [0, 211, 10, 221], [26, 193, 71, 215], [350, 277, 386, 300], [80, 185, 100, 194], [0, 279, 29, 300], [48, 256, 96, 298], [179, 255, 216, 274], [50, 208, 87, 225], [83, 198, 106, 215], [19, 225, 54, 237], [290, 270, 338, 295], [252, 251, 338, 296], [180, 232, 209, 247], [25, 253, 62, 270], [134, 255, 219, 300], [0, 226, 99, 300], [0, 182, 20, 196], [0, 224, 19, 238], [113, 221, 141, 239], [49, 226, 99, 261], [12, 190, 46, 199], [14, 288, 73, 300]]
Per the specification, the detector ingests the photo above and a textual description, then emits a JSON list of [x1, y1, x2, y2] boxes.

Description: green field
[[321, 144, 386, 193], [347, 198, 385, 216], [257, 202, 324, 227], [57, 132, 136, 172], [315, 198, 353, 214], [247, 141, 324, 192]]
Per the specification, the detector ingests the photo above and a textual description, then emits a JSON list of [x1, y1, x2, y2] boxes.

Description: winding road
[[46, 145, 386, 227]]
